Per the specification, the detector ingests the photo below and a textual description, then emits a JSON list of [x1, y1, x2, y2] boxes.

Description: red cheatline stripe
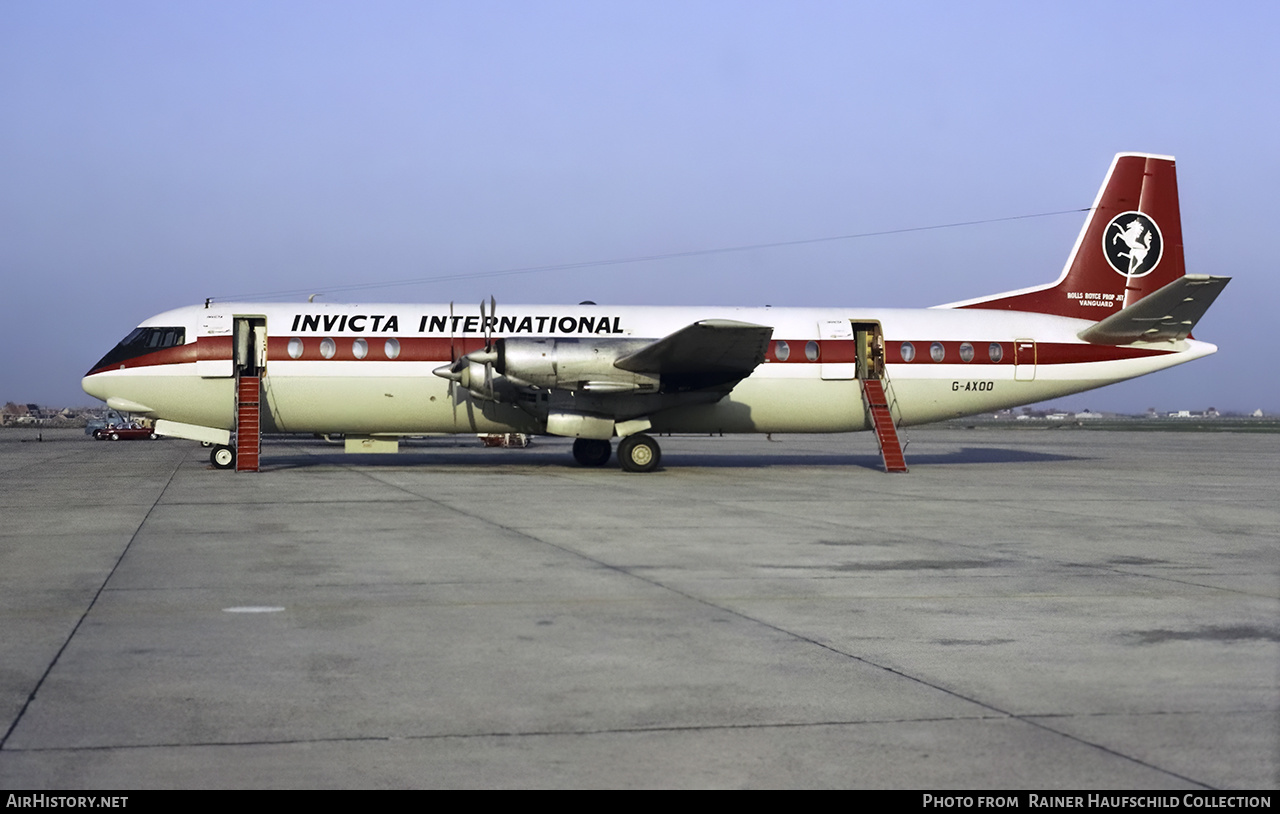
[[90, 335, 1176, 374]]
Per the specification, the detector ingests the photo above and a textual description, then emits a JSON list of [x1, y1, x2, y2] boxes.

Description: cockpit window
[[122, 327, 185, 350], [88, 326, 187, 373]]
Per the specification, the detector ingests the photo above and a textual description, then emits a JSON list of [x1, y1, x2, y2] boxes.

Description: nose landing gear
[[210, 445, 236, 470]]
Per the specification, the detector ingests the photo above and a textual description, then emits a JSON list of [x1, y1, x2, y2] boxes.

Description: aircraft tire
[[618, 434, 661, 473], [210, 445, 236, 470], [572, 438, 612, 467]]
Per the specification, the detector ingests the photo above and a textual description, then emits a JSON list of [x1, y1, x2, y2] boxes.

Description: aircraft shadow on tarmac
[[253, 441, 1085, 472]]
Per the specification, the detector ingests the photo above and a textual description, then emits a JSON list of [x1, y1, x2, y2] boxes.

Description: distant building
[[2, 403, 44, 424]]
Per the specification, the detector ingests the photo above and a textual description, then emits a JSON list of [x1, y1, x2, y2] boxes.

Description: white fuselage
[[82, 301, 1215, 437]]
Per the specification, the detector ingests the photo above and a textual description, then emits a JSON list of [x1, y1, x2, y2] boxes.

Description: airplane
[[82, 153, 1230, 473]]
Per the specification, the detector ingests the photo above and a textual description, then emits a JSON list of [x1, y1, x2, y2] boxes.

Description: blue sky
[[2, 1, 1276, 412]]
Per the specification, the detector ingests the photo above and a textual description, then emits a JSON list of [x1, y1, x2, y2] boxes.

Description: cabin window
[[774, 340, 790, 362], [287, 338, 303, 359], [319, 337, 336, 359], [959, 342, 974, 363], [900, 342, 915, 362], [352, 338, 368, 360], [988, 343, 1004, 363], [805, 341, 820, 362], [930, 342, 945, 362], [384, 338, 401, 360]]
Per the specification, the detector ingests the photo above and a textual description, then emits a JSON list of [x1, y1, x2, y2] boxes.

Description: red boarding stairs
[[236, 375, 260, 472], [862, 378, 908, 473]]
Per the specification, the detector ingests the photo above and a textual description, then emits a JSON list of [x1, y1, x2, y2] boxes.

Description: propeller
[[433, 296, 500, 402]]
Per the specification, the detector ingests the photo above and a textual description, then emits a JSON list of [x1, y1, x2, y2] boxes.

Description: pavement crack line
[[0, 447, 191, 751], [345, 464, 1214, 790], [1, 708, 1261, 757], [2, 713, 1014, 754]]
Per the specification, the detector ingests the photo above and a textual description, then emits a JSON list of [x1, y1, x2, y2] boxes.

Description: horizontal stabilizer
[[615, 319, 773, 391], [1077, 274, 1231, 345]]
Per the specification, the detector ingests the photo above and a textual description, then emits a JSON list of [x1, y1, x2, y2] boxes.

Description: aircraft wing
[[1077, 274, 1231, 345], [614, 319, 774, 392]]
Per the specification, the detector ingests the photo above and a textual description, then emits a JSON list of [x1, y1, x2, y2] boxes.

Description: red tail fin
[[947, 153, 1186, 319]]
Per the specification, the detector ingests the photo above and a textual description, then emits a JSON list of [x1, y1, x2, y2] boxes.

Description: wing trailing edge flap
[[614, 319, 774, 392], [1077, 275, 1231, 345]]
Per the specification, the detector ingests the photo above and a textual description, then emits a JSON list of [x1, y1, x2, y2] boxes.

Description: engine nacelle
[[497, 338, 659, 393]]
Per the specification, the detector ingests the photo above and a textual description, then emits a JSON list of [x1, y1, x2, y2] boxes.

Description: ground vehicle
[[93, 423, 158, 441]]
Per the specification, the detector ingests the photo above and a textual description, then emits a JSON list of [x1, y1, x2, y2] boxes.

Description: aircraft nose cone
[[82, 374, 108, 403]]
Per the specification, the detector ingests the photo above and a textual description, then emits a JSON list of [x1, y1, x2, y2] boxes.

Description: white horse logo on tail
[[1102, 212, 1162, 277]]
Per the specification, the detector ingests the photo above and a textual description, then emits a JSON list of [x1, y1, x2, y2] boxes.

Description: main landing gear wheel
[[618, 434, 661, 473], [210, 445, 236, 470], [572, 438, 612, 467]]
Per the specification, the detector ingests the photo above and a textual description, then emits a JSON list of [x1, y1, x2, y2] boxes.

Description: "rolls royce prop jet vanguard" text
[[82, 153, 1229, 473]]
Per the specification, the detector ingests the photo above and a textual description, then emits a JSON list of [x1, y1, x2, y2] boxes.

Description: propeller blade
[[449, 302, 457, 361], [484, 295, 496, 351], [447, 301, 457, 398]]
